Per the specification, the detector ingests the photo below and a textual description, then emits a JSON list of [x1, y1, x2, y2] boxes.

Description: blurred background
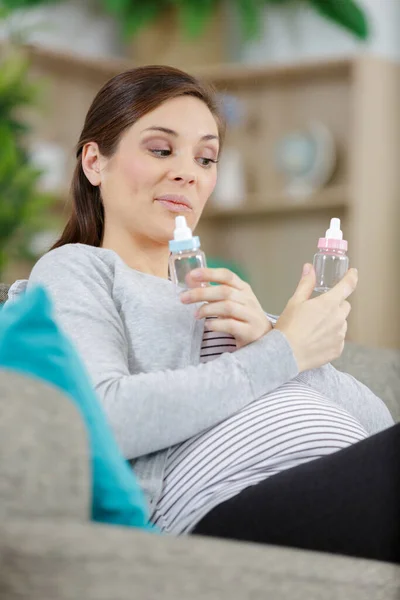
[[0, 0, 399, 348]]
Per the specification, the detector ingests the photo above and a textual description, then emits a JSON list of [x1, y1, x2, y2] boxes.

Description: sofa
[[0, 282, 399, 599]]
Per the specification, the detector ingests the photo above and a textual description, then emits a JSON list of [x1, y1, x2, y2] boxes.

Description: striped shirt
[[152, 317, 368, 534], [199, 316, 237, 362], [151, 317, 368, 534]]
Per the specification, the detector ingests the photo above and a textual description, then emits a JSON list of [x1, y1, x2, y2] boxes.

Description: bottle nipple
[[173, 216, 193, 241], [325, 217, 343, 240]]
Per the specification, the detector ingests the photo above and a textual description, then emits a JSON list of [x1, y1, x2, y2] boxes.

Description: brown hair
[[51, 65, 225, 250]]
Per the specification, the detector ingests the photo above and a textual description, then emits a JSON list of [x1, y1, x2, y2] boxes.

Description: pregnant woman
[[8, 65, 398, 564]]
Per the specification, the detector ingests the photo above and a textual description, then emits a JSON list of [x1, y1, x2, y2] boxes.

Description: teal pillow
[[0, 285, 156, 532]]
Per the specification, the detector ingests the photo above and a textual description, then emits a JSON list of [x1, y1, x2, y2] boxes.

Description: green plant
[[1, 0, 369, 42], [0, 48, 54, 278]]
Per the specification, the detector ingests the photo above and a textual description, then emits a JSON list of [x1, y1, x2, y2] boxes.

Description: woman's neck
[[101, 230, 170, 279]]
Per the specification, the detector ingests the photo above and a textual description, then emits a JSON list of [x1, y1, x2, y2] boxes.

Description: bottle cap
[[169, 216, 200, 252], [318, 217, 348, 251]]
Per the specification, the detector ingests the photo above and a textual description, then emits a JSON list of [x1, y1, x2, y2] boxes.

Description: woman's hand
[[180, 267, 273, 349], [275, 264, 358, 372]]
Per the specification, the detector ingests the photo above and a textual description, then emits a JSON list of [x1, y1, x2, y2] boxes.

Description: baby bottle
[[313, 217, 349, 293], [168, 216, 207, 289]]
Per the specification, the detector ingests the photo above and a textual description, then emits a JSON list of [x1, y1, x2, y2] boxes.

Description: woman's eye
[[150, 149, 171, 157], [197, 157, 218, 168]]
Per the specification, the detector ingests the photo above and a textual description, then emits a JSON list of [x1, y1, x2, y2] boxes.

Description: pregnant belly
[[170, 381, 367, 476], [154, 381, 368, 533]]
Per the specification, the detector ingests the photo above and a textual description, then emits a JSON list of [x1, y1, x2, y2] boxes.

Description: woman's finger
[[186, 267, 247, 291], [196, 300, 250, 322], [180, 284, 246, 306], [205, 317, 248, 340], [340, 300, 351, 319]]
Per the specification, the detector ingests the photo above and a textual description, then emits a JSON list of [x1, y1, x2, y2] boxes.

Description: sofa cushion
[[0, 284, 156, 531], [0, 370, 90, 521], [1, 519, 400, 599]]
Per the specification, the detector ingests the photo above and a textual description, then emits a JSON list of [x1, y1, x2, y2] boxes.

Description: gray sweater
[[11, 243, 393, 512]]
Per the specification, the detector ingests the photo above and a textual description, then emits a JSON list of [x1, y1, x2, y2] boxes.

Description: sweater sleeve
[[28, 247, 299, 459], [263, 311, 394, 434], [296, 364, 395, 434]]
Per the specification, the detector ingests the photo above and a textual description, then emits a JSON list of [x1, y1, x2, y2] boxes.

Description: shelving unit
[[16, 44, 400, 348], [201, 186, 348, 219]]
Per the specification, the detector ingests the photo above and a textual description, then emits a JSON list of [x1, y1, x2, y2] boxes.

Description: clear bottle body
[[168, 248, 207, 289], [313, 247, 349, 293]]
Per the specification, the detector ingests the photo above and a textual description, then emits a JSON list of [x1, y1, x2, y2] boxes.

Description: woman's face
[[85, 95, 220, 246]]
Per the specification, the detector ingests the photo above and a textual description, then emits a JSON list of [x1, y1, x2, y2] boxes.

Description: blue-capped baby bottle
[[168, 216, 207, 289]]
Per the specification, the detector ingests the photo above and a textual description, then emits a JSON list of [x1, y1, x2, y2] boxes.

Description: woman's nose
[[168, 157, 197, 185], [172, 172, 196, 185]]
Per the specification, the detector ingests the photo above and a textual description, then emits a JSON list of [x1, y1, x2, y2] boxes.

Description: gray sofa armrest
[[1, 519, 399, 600], [333, 342, 400, 422], [0, 370, 90, 521]]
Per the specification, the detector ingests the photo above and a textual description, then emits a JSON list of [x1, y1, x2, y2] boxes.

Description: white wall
[[241, 0, 400, 65]]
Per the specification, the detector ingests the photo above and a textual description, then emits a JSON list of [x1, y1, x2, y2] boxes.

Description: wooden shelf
[[23, 43, 353, 86], [24, 43, 128, 82], [193, 58, 353, 86], [49, 185, 347, 221], [202, 186, 348, 220]]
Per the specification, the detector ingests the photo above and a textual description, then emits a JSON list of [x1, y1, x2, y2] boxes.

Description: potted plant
[[0, 47, 55, 281], [1, 0, 368, 68]]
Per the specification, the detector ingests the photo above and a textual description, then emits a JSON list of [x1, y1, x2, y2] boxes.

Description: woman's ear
[[81, 142, 104, 186]]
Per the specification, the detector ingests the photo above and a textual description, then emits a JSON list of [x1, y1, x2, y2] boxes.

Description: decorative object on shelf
[[1, 1, 369, 67], [218, 92, 246, 125], [127, 2, 227, 70], [274, 121, 337, 201], [0, 47, 55, 278], [212, 93, 246, 208], [212, 146, 246, 209]]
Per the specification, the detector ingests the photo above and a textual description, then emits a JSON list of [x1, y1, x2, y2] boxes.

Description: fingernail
[[191, 270, 203, 280], [180, 293, 190, 304], [343, 285, 352, 298], [302, 264, 311, 276]]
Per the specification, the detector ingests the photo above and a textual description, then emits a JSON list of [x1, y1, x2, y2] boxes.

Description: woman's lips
[[156, 200, 192, 213]]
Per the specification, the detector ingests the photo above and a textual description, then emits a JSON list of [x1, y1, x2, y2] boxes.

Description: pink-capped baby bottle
[[313, 218, 349, 293]]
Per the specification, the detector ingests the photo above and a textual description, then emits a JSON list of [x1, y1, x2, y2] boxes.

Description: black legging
[[193, 422, 400, 564]]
